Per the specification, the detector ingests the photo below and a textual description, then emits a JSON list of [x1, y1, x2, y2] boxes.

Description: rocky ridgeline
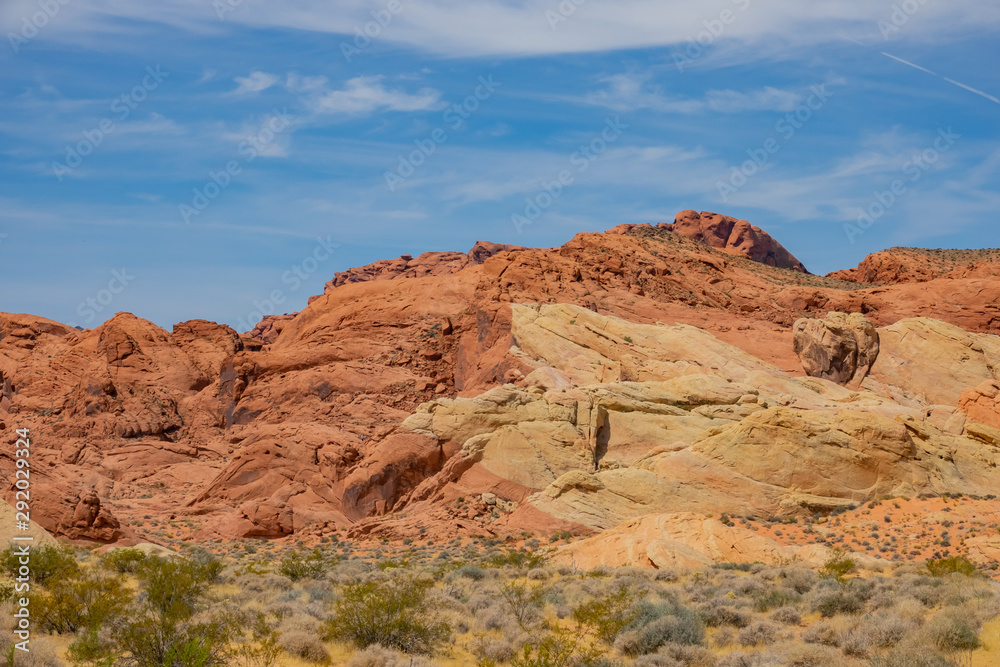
[[1, 210, 999, 571]]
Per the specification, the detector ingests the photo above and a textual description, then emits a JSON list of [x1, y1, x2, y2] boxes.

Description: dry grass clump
[[278, 631, 331, 664], [345, 644, 434, 667]]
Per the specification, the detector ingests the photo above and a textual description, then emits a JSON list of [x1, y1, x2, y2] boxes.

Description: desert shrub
[[778, 643, 844, 667], [771, 605, 801, 625], [572, 583, 643, 644], [67, 555, 236, 667], [510, 631, 581, 667], [279, 631, 330, 664], [632, 656, 683, 667], [926, 557, 976, 578], [89, 612, 236, 667], [812, 586, 865, 617], [100, 547, 148, 574], [924, 611, 981, 654], [863, 612, 918, 649], [324, 576, 450, 654], [456, 564, 486, 581], [614, 600, 704, 656], [654, 643, 716, 667], [698, 599, 751, 628], [0, 637, 62, 666], [346, 644, 433, 667], [486, 549, 544, 569], [470, 632, 526, 663], [801, 619, 843, 646], [231, 613, 282, 667], [868, 649, 958, 667], [475, 603, 513, 632], [737, 621, 779, 647], [500, 580, 548, 630], [778, 567, 817, 594], [715, 649, 783, 667], [33, 570, 132, 633], [820, 551, 856, 582], [753, 588, 798, 612], [277, 613, 322, 637], [1, 543, 79, 584], [654, 569, 679, 583], [528, 568, 550, 580], [279, 547, 332, 582]]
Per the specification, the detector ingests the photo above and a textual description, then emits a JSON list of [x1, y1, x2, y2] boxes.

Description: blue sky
[[0, 0, 998, 330]]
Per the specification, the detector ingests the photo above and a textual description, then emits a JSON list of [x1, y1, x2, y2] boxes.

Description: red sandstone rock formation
[[2, 211, 999, 547]]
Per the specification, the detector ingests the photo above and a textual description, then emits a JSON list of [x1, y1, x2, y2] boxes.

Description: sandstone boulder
[[793, 312, 879, 387]]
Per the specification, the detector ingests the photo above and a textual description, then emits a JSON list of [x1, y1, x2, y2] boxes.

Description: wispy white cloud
[[232, 71, 280, 95], [290, 75, 443, 116], [9, 0, 999, 59], [585, 74, 804, 114]]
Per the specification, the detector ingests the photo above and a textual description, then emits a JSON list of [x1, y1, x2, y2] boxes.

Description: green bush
[[820, 551, 856, 582], [34, 570, 132, 634], [323, 576, 450, 654], [485, 549, 544, 569], [100, 548, 148, 574], [500, 580, 547, 630], [926, 556, 976, 577], [572, 584, 644, 644], [279, 547, 334, 582], [69, 555, 236, 667], [1, 543, 79, 584]]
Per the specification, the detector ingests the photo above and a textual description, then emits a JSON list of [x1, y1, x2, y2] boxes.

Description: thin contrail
[[943, 78, 1000, 105], [882, 51, 1000, 105], [881, 52, 936, 76]]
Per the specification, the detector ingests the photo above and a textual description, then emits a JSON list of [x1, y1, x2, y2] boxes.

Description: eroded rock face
[[960, 380, 1000, 429], [59, 491, 122, 542], [663, 210, 808, 273], [793, 312, 879, 387]]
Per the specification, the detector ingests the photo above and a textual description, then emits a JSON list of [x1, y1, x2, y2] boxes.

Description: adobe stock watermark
[[384, 75, 500, 192], [877, 0, 932, 40], [235, 235, 339, 332], [68, 268, 136, 328], [52, 66, 168, 182], [340, 0, 412, 62], [7, 0, 71, 54], [512, 116, 628, 234], [673, 0, 751, 72], [213, 0, 244, 20], [716, 84, 833, 203], [843, 127, 960, 244], [546, 0, 587, 30], [179, 108, 294, 224]]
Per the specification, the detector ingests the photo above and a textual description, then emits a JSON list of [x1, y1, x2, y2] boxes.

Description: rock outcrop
[[828, 247, 1000, 285], [663, 210, 808, 273], [351, 304, 1000, 540], [2, 213, 999, 552], [960, 380, 1000, 429], [793, 312, 879, 387], [552, 513, 835, 570]]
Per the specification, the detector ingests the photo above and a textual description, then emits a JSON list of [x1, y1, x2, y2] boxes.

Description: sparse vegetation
[[0, 533, 997, 666]]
